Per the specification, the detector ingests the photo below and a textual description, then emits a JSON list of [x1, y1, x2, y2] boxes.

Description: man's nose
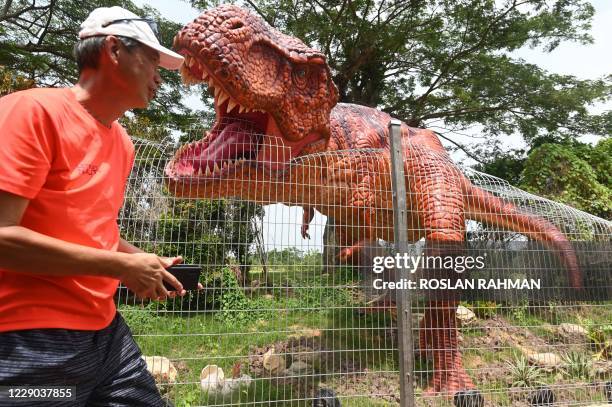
[[154, 70, 162, 86]]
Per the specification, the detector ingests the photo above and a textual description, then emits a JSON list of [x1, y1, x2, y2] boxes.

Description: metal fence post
[[389, 120, 416, 406]]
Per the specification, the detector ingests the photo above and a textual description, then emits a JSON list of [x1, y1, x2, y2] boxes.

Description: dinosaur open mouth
[[167, 53, 277, 179]]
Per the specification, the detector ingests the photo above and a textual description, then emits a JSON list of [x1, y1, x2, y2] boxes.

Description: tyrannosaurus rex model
[[165, 4, 581, 397]]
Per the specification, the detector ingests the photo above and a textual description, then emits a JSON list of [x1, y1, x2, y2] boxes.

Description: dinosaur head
[[165, 4, 338, 197]]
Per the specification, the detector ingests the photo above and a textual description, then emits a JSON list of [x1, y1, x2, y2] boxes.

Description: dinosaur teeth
[[213, 162, 220, 173], [218, 91, 229, 106], [227, 99, 237, 113]]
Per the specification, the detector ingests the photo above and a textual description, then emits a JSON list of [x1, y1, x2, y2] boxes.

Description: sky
[[135, 0, 611, 252]]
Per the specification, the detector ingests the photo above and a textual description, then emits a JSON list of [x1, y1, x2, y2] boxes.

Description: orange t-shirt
[[0, 88, 135, 332]]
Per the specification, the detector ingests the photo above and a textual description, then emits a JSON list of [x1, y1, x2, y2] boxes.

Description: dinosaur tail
[[463, 180, 582, 289]]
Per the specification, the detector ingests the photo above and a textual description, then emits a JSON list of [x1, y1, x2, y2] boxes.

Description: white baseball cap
[[79, 6, 184, 70]]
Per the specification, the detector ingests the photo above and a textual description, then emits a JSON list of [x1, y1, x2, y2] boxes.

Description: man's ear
[[103, 35, 122, 66]]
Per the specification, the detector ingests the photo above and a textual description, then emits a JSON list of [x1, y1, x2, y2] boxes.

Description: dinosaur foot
[[422, 362, 477, 396]]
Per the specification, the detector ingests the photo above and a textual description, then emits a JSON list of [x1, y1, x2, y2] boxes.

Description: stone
[[285, 361, 311, 375], [263, 348, 285, 374], [456, 305, 476, 323], [558, 323, 588, 340], [200, 365, 225, 393], [527, 352, 562, 370], [142, 356, 177, 384]]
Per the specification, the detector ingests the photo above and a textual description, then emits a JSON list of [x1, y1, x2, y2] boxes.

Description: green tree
[[191, 0, 611, 144], [0, 66, 35, 96], [477, 138, 611, 219], [0, 0, 203, 128], [520, 139, 611, 219]]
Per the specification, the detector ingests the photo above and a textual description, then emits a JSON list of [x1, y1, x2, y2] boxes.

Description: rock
[[456, 305, 476, 323], [288, 325, 322, 339], [593, 360, 612, 376], [285, 361, 311, 375], [263, 294, 274, 300], [200, 365, 224, 393], [557, 323, 588, 341], [220, 374, 253, 396], [142, 356, 177, 384], [201, 365, 253, 396], [263, 348, 285, 374], [527, 353, 562, 370]]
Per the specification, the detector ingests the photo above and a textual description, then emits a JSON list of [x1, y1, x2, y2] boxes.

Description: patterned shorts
[[0, 313, 168, 406]]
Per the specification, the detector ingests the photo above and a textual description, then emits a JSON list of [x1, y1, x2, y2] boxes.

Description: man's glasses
[[102, 18, 161, 43]]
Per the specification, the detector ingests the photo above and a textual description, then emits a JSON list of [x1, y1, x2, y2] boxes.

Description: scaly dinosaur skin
[[165, 4, 581, 397]]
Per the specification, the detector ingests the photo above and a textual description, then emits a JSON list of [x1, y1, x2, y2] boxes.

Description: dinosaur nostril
[[228, 19, 244, 30]]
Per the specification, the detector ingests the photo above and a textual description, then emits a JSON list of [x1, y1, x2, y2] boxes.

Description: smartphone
[[163, 264, 201, 291]]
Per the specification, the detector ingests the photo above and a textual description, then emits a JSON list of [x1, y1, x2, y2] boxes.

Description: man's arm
[[0, 190, 184, 299], [118, 238, 144, 254]]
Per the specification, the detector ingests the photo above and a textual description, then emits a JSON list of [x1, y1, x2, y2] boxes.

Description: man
[[0, 6, 187, 406]]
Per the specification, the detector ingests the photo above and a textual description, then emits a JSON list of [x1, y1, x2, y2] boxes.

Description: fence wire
[[117, 129, 611, 407]]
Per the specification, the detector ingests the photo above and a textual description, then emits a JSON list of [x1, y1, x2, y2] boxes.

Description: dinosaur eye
[[292, 66, 308, 89]]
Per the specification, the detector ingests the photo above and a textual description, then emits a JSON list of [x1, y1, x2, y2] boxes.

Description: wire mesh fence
[[117, 125, 611, 407]]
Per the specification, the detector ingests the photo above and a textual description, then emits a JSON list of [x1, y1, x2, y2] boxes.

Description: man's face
[[115, 41, 162, 109]]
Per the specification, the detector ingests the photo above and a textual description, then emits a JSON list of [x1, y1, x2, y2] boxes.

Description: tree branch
[[432, 131, 487, 165], [0, 3, 48, 24], [244, 0, 275, 27], [37, 0, 56, 46]]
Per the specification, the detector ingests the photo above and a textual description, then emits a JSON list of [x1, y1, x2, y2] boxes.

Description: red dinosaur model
[[165, 4, 581, 397]]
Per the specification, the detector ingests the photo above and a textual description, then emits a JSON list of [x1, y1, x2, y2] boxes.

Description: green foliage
[[0, 66, 35, 96], [153, 199, 228, 264], [263, 247, 323, 274], [474, 147, 526, 186], [506, 353, 546, 388], [216, 267, 273, 325], [521, 142, 612, 218], [471, 300, 499, 319], [561, 351, 593, 380], [510, 301, 530, 326], [582, 318, 612, 360], [118, 302, 162, 335], [291, 277, 353, 311]]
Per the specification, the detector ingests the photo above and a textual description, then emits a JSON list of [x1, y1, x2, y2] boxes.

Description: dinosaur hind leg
[[408, 161, 477, 396]]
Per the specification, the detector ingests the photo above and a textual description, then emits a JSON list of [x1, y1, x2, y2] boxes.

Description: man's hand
[[119, 254, 185, 300]]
